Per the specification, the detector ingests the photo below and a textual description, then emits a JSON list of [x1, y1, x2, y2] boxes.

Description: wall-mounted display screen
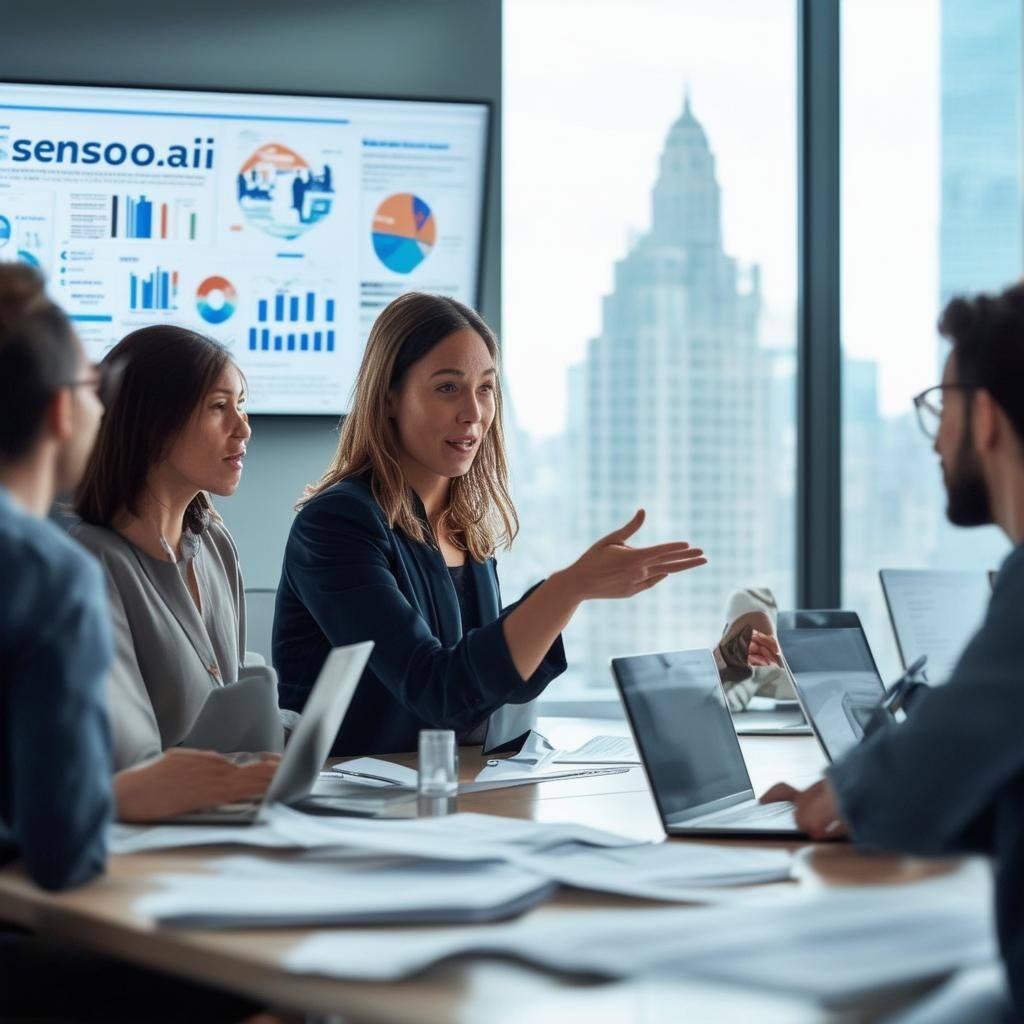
[[0, 81, 489, 414]]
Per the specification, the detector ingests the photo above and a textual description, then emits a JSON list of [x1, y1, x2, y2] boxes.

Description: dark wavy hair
[[75, 325, 233, 534], [0, 264, 79, 462], [939, 283, 1024, 442]]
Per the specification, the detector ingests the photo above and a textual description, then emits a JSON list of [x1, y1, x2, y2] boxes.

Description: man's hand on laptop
[[114, 748, 281, 823], [760, 778, 848, 840]]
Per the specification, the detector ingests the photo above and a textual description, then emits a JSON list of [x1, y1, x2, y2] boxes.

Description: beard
[[944, 424, 993, 527]]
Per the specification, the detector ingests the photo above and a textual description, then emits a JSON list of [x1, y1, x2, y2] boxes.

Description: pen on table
[[331, 768, 406, 786]]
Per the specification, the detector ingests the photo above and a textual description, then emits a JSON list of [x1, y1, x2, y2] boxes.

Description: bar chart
[[248, 286, 337, 353], [111, 195, 199, 241], [129, 266, 179, 311]]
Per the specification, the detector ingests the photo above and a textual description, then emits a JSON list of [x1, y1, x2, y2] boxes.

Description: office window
[[502, 0, 797, 701], [841, 0, 1015, 679]]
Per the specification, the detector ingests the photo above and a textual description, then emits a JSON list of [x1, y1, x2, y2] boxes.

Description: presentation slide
[[0, 83, 489, 414]]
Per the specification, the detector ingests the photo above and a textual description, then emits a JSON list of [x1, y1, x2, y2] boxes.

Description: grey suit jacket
[[71, 520, 246, 769]]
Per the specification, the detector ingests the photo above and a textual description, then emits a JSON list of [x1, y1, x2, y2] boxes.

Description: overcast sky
[[502, 0, 940, 435]]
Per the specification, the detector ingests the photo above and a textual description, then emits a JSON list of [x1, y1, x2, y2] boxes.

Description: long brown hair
[[76, 325, 232, 534], [300, 293, 518, 560]]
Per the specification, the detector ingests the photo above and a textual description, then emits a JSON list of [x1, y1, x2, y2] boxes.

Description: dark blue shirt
[[272, 474, 566, 755], [0, 485, 113, 890]]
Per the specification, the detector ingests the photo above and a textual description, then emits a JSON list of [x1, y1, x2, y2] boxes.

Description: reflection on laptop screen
[[612, 650, 752, 821], [778, 627, 883, 761]]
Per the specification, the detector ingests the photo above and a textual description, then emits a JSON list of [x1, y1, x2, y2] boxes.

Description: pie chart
[[372, 193, 436, 274], [196, 275, 237, 324]]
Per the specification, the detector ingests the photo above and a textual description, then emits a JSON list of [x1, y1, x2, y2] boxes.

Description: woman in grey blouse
[[72, 325, 277, 781]]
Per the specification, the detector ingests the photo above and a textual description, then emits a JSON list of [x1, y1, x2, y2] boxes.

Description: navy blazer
[[272, 475, 566, 755]]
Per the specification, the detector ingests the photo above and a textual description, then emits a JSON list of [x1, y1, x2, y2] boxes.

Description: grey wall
[[2, 0, 502, 586]]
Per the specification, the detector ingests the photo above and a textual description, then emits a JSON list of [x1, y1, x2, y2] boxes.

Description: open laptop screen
[[612, 650, 752, 821], [777, 612, 884, 762], [879, 569, 991, 685]]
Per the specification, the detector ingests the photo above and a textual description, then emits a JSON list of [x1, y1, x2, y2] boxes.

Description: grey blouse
[[71, 519, 246, 769]]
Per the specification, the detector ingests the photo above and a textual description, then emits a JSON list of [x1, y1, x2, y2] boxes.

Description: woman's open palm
[[568, 509, 707, 600]]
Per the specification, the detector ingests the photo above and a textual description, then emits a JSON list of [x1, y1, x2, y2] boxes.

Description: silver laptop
[[776, 611, 885, 763], [169, 641, 384, 824], [879, 569, 992, 686], [610, 649, 801, 837]]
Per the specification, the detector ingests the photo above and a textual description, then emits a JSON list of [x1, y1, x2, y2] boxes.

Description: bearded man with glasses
[[764, 282, 1024, 1021]]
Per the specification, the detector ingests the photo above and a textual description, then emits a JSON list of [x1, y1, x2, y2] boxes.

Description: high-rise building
[[569, 95, 770, 684], [933, 0, 1017, 571], [940, 0, 1022, 320]]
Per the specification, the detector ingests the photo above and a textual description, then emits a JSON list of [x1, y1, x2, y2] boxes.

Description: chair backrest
[[244, 587, 277, 668]]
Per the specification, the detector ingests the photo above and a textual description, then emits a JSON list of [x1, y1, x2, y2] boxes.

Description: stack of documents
[[129, 805, 793, 927], [281, 862, 997, 1004], [137, 855, 556, 928]]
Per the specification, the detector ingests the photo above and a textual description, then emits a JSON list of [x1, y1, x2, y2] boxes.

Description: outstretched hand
[[566, 509, 707, 601]]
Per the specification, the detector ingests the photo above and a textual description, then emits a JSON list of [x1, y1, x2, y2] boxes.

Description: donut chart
[[372, 193, 436, 274], [196, 275, 237, 324]]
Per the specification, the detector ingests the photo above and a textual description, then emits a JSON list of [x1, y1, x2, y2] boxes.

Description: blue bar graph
[[120, 194, 153, 239], [250, 287, 338, 356], [129, 266, 178, 311]]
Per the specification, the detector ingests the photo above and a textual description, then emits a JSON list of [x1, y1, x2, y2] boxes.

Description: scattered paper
[[524, 841, 792, 899], [329, 757, 418, 788], [137, 855, 556, 928], [553, 734, 640, 764], [110, 805, 642, 858], [283, 862, 997, 1004]]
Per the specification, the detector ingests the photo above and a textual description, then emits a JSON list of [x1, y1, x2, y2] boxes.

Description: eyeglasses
[[912, 383, 977, 440], [62, 358, 124, 409]]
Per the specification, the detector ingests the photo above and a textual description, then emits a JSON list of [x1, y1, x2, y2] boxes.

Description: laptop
[[610, 649, 802, 837], [879, 569, 992, 686], [168, 640, 395, 824], [776, 611, 885, 763]]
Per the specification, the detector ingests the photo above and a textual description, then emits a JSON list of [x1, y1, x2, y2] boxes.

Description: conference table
[[0, 718, 982, 1023]]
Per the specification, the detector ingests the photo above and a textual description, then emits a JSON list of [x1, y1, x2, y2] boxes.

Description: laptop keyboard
[[695, 800, 796, 827]]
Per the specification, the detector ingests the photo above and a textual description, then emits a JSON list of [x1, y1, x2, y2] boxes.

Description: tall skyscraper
[[934, 0, 1018, 571], [940, 0, 1022, 319], [569, 95, 770, 684]]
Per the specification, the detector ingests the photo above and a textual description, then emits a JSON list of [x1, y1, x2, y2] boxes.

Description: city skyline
[[501, 1, 1020, 692]]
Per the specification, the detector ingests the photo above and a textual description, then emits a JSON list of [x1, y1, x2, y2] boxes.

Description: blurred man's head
[[0, 264, 103, 497], [934, 284, 1024, 529]]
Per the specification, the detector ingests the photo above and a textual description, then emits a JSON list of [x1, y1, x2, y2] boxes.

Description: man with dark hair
[[764, 281, 1024, 1018], [0, 262, 112, 889], [0, 266, 274, 1023]]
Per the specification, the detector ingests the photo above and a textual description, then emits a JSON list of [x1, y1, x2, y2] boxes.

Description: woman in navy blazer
[[273, 293, 716, 756]]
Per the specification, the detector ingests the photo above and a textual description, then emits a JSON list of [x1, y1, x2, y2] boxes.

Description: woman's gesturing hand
[[114, 748, 280, 823], [564, 509, 706, 601]]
